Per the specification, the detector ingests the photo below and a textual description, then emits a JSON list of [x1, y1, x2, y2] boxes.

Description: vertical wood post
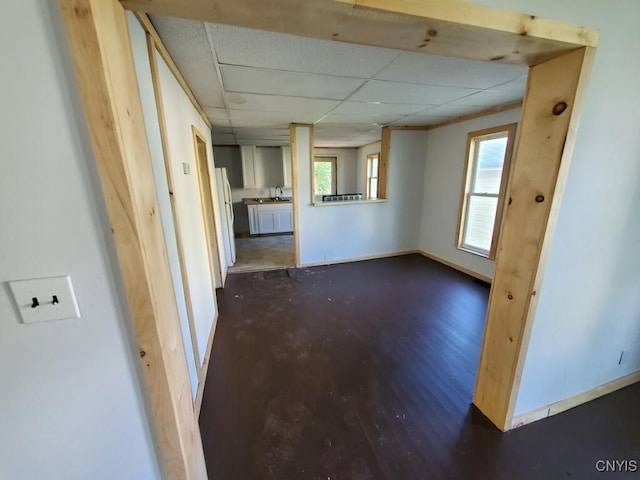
[[58, 0, 207, 477], [474, 47, 595, 430]]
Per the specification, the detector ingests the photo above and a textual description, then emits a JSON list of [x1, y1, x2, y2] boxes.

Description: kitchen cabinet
[[247, 203, 293, 235], [281, 145, 292, 188], [240, 146, 257, 188]]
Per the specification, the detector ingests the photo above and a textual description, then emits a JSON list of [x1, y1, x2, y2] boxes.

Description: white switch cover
[[9, 275, 81, 324], [182, 162, 191, 175]]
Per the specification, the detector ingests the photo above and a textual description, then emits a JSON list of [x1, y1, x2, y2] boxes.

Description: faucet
[[275, 185, 284, 200]]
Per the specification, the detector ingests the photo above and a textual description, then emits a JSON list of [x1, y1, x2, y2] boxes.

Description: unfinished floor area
[[199, 255, 639, 479], [228, 234, 295, 273]]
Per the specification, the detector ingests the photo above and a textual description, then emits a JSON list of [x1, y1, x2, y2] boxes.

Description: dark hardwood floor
[[199, 254, 639, 479]]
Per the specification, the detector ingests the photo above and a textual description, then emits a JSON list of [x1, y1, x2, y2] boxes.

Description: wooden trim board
[[148, 36, 202, 374], [58, 1, 207, 478], [417, 250, 492, 284], [378, 127, 390, 199], [511, 371, 640, 429], [122, 0, 598, 66], [289, 124, 299, 267], [134, 12, 212, 130], [473, 47, 595, 431], [195, 312, 219, 414]]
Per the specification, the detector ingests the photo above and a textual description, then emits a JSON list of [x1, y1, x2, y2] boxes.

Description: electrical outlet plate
[[9, 275, 81, 324]]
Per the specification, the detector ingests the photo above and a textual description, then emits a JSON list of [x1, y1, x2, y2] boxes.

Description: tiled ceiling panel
[[151, 15, 527, 147], [444, 89, 524, 107], [226, 93, 338, 115], [207, 24, 399, 78], [376, 52, 527, 89], [318, 113, 404, 125], [331, 101, 429, 116], [220, 65, 366, 100], [150, 15, 225, 109], [349, 80, 479, 105], [229, 109, 321, 124]]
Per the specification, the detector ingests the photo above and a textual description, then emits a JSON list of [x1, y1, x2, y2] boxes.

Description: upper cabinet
[[282, 145, 292, 188], [240, 146, 257, 188], [236, 145, 292, 189]]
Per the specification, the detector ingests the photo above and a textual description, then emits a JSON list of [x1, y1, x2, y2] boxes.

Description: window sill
[[311, 199, 387, 207], [457, 245, 493, 260]]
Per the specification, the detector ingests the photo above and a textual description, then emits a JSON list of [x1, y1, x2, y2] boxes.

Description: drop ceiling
[[149, 15, 527, 148]]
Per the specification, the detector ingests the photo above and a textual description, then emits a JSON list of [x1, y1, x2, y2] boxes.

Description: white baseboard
[[194, 312, 219, 414], [416, 249, 492, 284], [299, 250, 416, 268], [510, 370, 640, 429]]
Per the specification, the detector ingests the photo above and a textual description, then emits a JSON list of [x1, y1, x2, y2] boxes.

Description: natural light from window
[[458, 124, 516, 258], [366, 153, 379, 199]]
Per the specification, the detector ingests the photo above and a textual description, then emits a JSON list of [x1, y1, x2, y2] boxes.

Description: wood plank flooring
[[199, 254, 640, 479]]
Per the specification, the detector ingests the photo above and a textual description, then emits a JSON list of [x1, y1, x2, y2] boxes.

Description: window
[[313, 157, 337, 198], [457, 123, 516, 259], [366, 153, 380, 199]]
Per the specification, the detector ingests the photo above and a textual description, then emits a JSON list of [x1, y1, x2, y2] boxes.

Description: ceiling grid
[[149, 15, 527, 147]]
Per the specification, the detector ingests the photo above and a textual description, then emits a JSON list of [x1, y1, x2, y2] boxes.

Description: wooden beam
[[289, 124, 301, 267], [134, 12, 212, 130], [58, 1, 207, 478], [473, 47, 595, 431], [378, 127, 390, 199], [121, 0, 598, 66]]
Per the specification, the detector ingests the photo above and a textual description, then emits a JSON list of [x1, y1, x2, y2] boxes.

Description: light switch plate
[[182, 162, 191, 175], [9, 275, 81, 324]]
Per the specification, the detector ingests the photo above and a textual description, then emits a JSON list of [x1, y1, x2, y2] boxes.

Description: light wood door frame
[[58, 0, 597, 477]]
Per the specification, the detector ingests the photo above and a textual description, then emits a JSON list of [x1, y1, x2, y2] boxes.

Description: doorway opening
[[213, 145, 295, 273]]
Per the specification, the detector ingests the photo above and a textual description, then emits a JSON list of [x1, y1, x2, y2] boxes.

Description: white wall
[[469, 0, 640, 415], [313, 147, 358, 194], [296, 128, 426, 264], [356, 142, 381, 194], [128, 14, 199, 398], [418, 108, 521, 280], [153, 48, 219, 366], [0, 3, 160, 479]]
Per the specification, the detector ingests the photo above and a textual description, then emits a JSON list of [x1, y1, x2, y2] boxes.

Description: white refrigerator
[[215, 167, 236, 266]]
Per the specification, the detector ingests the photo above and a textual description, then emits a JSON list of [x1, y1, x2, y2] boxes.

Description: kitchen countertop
[[243, 197, 293, 205]]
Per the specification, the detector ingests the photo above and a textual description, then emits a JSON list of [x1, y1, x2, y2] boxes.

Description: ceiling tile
[[420, 104, 485, 117], [230, 109, 321, 124], [174, 62, 220, 92], [207, 23, 399, 78], [150, 16, 223, 93], [376, 52, 527, 89], [227, 93, 338, 116], [349, 80, 479, 105], [318, 113, 403, 125], [391, 114, 449, 126], [492, 75, 528, 93], [192, 88, 226, 108], [444, 89, 523, 108], [221, 65, 365, 100], [331, 101, 428, 116]]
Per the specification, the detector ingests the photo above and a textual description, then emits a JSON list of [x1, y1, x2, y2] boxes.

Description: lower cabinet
[[248, 204, 293, 235]]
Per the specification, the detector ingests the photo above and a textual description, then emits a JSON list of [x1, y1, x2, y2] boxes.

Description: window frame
[[456, 123, 517, 259], [312, 156, 337, 199], [365, 152, 380, 199]]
